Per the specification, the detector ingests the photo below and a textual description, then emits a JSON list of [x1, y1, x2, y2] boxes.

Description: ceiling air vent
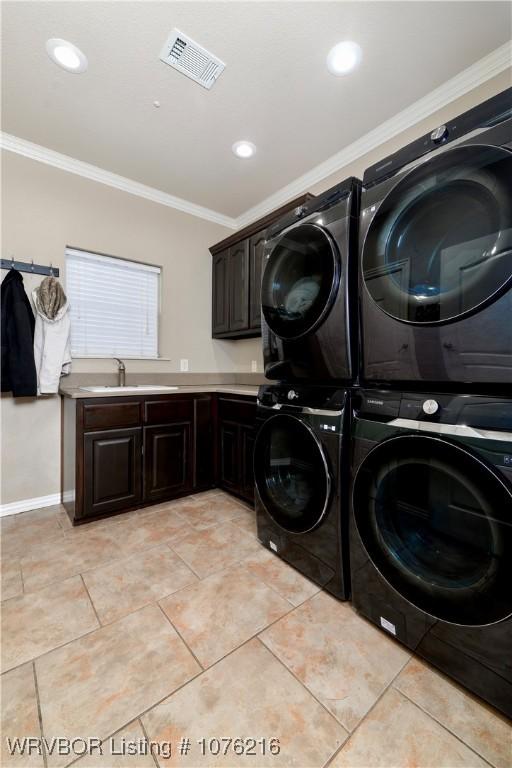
[[159, 29, 225, 90]]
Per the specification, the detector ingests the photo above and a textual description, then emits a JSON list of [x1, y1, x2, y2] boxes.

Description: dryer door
[[254, 414, 331, 533], [353, 434, 512, 626], [261, 223, 340, 340], [362, 144, 512, 324]]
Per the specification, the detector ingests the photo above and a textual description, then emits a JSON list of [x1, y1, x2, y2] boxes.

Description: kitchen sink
[[79, 385, 179, 393]]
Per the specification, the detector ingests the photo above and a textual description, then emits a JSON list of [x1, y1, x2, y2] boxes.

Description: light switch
[[251, 360, 258, 373], [180, 359, 189, 372]]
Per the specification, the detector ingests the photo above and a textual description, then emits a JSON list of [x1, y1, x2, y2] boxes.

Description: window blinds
[[66, 248, 160, 358]]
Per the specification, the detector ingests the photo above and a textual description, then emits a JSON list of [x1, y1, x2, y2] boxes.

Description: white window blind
[[66, 248, 160, 358]]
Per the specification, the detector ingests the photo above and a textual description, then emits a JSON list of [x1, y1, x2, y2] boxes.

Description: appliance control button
[[287, 390, 299, 400], [430, 125, 448, 143], [422, 399, 439, 415]]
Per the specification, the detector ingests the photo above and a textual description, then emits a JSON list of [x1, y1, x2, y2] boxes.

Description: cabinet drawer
[[218, 396, 256, 425], [144, 398, 194, 425], [82, 400, 141, 430]]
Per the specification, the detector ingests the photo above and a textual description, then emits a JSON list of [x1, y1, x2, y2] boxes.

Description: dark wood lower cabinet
[[217, 396, 256, 504], [143, 422, 192, 503], [219, 421, 240, 495], [63, 392, 255, 524], [240, 425, 256, 502], [83, 427, 142, 518]]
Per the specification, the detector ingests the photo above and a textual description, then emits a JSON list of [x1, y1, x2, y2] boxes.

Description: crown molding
[[235, 41, 512, 228], [0, 132, 238, 230], [1, 42, 510, 232]]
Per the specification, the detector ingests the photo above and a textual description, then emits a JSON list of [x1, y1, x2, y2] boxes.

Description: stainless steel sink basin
[[79, 385, 179, 393]]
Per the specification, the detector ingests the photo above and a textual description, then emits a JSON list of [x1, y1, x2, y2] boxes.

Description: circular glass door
[[362, 145, 512, 324], [261, 223, 340, 339], [353, 435, 512, 625], [254, 414, 331, 533]]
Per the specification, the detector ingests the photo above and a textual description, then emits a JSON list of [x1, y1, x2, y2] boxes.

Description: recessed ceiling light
[[326, 41, 362, 76], [46, 38, 88, 73], [232, 141, 256, 159]]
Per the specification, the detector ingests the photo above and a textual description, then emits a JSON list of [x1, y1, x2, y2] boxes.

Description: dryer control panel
[[357, 389, 512, 431]]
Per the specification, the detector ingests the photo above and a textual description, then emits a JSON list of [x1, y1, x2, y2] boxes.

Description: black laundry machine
[[261, 178, 360, 384], [359, 87, 512, 388], [254, 384, 351, 599], [350, 388, 512, 717]]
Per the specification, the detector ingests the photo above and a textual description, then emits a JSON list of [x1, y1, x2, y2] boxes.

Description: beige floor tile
[[260, 591, 410, 732], [63, 510, 140, 538], [118, 509, 194, 553], [244, 548, 320, 606], [142, 638, 347, 767], [1, 559, 23, 601], [330, 688, 488, 768], [170, 523, 261, 578], [186, 489, 225, 502], [395, 658, 512, 768], [1, 508, 65, 561], [173, 495, 247, 531], [36, 604, 201, 768], [21, 528, 125, 592], [1, 663, 44, 767], [83, 544, 198, 625], [75, 721, 156, 767], [160, 564, 290, 667], [231, 507, 257, 536], [1, 576, 98, 673]]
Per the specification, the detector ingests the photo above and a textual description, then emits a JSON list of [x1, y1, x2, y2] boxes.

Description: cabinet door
[[144, 423, 192, 503], [249, 230, 266, 331], [240, 424, 256, 503], [194, 396, 214, 491], [212, 249, 229, 336], [83, 428, 142, 519], [229, 240, 250, 332], [219, 421, 239, 494]]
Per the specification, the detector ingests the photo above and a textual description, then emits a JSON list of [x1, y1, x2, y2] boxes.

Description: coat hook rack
[[1, 258, 60, 278]]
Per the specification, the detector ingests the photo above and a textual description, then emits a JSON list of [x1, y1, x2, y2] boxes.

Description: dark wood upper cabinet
[[229, 240, 250, 332], [83, 427, 142, 519], [249, 230, 267, 331], [212, 249, 229, 336], [210, 192, 314, 340]]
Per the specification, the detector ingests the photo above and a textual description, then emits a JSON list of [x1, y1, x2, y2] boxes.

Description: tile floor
[[1, 491, 510, 768]]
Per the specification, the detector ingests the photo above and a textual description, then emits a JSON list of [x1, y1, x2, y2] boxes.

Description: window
[[66, 247, 160, 358]]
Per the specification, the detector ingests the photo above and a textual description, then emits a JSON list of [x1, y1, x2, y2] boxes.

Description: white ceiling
[[2, 2, 511, 220]]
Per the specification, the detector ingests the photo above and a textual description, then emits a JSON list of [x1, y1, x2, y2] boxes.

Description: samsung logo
[[367, 398, 385, 406]]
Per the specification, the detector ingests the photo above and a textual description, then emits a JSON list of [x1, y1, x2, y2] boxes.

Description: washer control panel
[[422, 399, 439, 415]]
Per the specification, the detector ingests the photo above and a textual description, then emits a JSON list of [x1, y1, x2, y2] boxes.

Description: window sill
[[71, 356, 171, 361]]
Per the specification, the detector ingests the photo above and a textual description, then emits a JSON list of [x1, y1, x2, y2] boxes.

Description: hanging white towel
[[32, 280, 72, 394]]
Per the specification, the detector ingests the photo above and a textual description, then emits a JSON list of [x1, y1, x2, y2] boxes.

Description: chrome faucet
[[114, 358, 126, 387]]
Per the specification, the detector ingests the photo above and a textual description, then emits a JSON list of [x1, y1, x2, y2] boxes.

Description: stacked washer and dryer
[[254, 87, 512, 718]]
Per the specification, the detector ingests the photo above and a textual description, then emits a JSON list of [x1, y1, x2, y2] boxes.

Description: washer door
[[362, 144, 512, 324], [261, 223, 340, 340], [353, 434, 512, 626], [254, 414, 331, 534]]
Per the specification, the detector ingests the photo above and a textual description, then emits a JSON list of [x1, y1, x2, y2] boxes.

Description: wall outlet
[[251, 360, 258, 373], [180, 359, 189, 372]]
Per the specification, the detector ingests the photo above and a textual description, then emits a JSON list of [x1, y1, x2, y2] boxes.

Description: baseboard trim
[[0, 493, 61, 518]]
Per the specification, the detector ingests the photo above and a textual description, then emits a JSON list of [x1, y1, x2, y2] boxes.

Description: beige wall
[[0, 154, 262, 505], [1, 69, 510, 507]]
